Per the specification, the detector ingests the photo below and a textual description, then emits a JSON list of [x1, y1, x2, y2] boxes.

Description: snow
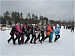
[[0, 26, 74, 56]]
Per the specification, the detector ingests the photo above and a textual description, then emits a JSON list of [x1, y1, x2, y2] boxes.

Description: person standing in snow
[[54, 24, 60, 42], [34, 23, 44, 44], [71, 25, 74, 32], [14, 23, 24, 45], [7, 24, 16, 45], [30, 24, 37, 43], [24, 24, 31, 44], [40, 25, 45, 42], [50, 26, 55, 42], [22, 22, 28, 36], [43, 24, 53, 43]]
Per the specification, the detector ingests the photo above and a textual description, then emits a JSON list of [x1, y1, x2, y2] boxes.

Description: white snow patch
[[0, 26, 74, 56]]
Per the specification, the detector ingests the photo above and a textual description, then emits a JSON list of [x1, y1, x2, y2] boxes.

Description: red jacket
[[46, 26, 53, 35]]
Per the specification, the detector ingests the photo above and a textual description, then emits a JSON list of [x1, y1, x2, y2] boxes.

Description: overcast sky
[[0, 0, 74, 21]]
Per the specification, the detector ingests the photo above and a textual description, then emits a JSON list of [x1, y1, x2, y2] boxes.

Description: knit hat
[[16, 23, 20, 25], [12, 24, 15, 26], [38, 23, 42, 26], [57, 24, 59, 27]]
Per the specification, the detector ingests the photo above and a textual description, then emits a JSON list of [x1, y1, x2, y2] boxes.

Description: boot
[[25, 41, 27, 44], [49, 37, 51, 43], [7, 40, 9, 43], [54, 40, 56, 42], [39, 40, 42, 44], [54, 38, 57, 42], [30, 41, 32, 43], [33, 42, 36, 44], [34, 38, 38, 44]]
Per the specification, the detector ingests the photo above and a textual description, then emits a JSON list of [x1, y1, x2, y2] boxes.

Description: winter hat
[[30, 24, 32, 26], [16, 23, 20, 25], [57, 24, 59, 27], [38, 23, 42, 26], [51, 26, 53, 29], [12, 24, 15, 26], [33, 24, 35, 27]]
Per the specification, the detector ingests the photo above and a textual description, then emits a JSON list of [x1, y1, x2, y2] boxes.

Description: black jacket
[[10, 26, 16, 35]]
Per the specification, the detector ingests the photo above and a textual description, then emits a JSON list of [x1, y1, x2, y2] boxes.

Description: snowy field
[[0, 26, 75, 56]]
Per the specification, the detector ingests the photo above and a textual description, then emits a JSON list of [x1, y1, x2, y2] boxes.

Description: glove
[[20, 31, 24, 33]]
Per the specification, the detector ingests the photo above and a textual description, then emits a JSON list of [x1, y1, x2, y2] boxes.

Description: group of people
[[7, 22, 60, 45], [64, 25, 74, 32]]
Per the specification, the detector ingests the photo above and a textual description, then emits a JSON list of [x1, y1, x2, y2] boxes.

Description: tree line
[[0, 11, 48, 24], [0, 11, 74, 26]]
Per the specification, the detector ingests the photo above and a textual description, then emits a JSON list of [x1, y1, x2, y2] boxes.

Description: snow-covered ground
[[0, 26, 74, 56]]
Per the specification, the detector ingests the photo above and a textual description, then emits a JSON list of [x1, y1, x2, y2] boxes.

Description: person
[[22, 22, 28, 36], [7, 24, 16, 45], [24, 24, 31, 44], [71, 25, 74, 32], [54, 24, 60, 42], [40, 25, 45, 41], [30, 25, 37, 43], [43, 24, 53, 43], [50, 26, 55, 42], [14, 23, 24, 45], [22, 24, 27, 37], [64, 25, 65, 29], [20, 24, 23, 31], [34, 23, 44, 44]]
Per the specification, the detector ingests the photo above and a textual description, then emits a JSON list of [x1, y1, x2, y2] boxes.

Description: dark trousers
[[44, 35, 51, 42], [30, 34, 36, 43], [20, 35, 24, 44], [8, 34, 15, 44], [71, 29, 74, 32], [25, 34, 30, 44], [54, 35, 60, 41], [41, 33, 45, 41], [34, 34, 42, 43], [15, 34, 20, 45], [37, 34, 40, 40]]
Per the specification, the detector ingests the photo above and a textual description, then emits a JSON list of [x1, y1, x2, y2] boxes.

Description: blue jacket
[[55, 27, 60, 35]]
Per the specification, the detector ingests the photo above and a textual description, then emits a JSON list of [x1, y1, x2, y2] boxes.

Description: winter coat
[[41, 25, 45, 34], [10, 26, 16, 35], [22, 26, 27, 34], [14, 25, 23, 34], [50, 29, 56, 39], [37, 24, 43, 35], [32, 27, 37, 35], [50, 29, 55, 36], [46, 26, 53, 35], [27, 25, 31, 34], [71, 26, 74, 30], [55, 27, 60, 35], [20, 24, 23, 30]]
